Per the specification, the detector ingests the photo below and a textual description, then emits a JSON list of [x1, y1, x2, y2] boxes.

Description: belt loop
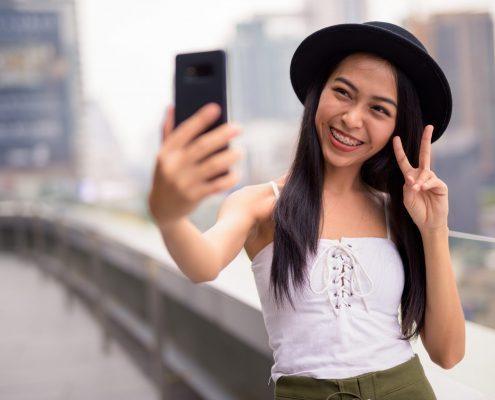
[[337, 380, 345, 399], [340, 379, 360, 399], [357, 373, 376, 400]]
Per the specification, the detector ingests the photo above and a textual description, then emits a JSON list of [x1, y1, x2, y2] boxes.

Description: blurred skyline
[[77, 0, 495, 166]]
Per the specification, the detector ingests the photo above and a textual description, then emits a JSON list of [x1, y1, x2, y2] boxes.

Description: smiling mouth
[[329, 127, 364, 147]]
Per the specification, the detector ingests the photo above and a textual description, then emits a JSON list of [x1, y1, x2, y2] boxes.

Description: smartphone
[[174, 50, 228, 180]]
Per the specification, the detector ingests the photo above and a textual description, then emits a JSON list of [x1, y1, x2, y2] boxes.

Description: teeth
[[330, 128, 363, 146]]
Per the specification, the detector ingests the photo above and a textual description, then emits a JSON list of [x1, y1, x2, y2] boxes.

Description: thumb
[[403, 181, 418, 209]]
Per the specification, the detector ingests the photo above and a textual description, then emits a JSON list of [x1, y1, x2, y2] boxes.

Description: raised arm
[[393, 125, 465, 369], [148, 103, 254, 283]]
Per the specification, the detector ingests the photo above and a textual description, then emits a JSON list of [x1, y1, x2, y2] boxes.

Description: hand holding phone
[[149, 104, 241, 228], [148, 49, 241, 228]]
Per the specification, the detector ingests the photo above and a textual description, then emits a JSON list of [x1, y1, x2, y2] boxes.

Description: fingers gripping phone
[[174, 50, 229, 180]]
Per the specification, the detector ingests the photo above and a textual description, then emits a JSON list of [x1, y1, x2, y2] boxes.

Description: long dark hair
[[270, 54, 426, 340]]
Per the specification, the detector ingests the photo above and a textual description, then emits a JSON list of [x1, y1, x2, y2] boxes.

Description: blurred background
[[1, 0, 495, 399]]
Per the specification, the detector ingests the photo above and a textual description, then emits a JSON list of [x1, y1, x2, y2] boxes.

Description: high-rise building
[[304, 0, 367, 31], [228, 15, 302, 184], [0, 0, 81, 199], [229, 0, 368, 124], [229, 16, 302, 123], [432, 134, 480, 234], [407, 12, 495, 184]]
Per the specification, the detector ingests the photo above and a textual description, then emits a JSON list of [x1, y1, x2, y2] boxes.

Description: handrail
[[449, 229, 495, 244]]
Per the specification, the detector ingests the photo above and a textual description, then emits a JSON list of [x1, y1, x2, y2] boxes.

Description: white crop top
[[251, 181, 414, 384]]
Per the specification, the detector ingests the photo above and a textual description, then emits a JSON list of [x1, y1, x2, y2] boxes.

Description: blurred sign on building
[[0, 1, 79, 174]]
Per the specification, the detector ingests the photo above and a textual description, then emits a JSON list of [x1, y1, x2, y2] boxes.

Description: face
[[315, 53, 398, 171]]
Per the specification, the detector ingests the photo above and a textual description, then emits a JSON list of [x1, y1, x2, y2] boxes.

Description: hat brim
[[290, 23, 452, 142]]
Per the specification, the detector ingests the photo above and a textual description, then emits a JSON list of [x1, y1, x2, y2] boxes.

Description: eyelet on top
[[309, 242, 374, 315]]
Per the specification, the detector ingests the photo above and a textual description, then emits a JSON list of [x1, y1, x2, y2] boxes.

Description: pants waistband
[[275, 354, 426, 400]]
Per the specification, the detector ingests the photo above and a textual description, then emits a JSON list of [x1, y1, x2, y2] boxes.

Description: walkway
[[0, 252, 158, 400]]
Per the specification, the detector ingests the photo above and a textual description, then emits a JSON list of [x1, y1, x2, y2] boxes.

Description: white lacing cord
[[309, 242, 374, 315]]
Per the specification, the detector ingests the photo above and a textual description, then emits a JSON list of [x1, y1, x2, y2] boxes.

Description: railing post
[[56, 218, 77, 313], [147, 257, 168, 400], [56, 219, 68, 282], [15, 204, 27, 257], [33, 210, 49, 278], [90, 230, 111, 353]]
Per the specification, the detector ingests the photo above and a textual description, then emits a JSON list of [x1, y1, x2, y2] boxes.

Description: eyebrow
[[334, 76, 398, 108]]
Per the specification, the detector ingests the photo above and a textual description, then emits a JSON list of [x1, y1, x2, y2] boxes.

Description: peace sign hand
[[392, 125, 449, 234]]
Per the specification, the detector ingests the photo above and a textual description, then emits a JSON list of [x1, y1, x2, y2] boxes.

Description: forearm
[[159, 217, 221, 283], [420, 226, 465, 368]]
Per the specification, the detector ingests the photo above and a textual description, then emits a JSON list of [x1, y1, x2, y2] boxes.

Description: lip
[[328, 127, 364, 153]]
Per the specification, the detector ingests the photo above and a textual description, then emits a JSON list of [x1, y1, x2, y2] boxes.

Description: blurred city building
[[406, 11, 495, 234], [407, 12, 495, 185], [0, 0, 81, 200], [0, 0, 140, 211], [235, 119, 299, 185], [77, 100, 140, 208], [228, 15, 302, 185], [304, 0, 367, 30], [229, 16, 302, 123], [433, 134, 480, 234]]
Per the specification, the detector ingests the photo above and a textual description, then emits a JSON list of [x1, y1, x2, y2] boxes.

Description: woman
[[149, 21, 465, 400]]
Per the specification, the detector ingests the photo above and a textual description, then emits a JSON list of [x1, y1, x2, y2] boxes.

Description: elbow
[[189, 270, 219, 284], [433, 348, 465, 369]]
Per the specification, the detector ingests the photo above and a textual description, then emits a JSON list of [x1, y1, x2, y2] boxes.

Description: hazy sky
[[76, 0, 495, 164]]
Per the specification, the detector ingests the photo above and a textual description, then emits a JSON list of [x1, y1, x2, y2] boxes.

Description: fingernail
[[230, 123, 241, 131], [205, 103, 221, 116], [229, 124, 241, 137]]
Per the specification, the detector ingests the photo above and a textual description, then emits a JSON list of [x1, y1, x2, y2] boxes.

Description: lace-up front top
[[309, 240, 374, 316], [251, 181, 414, 383]]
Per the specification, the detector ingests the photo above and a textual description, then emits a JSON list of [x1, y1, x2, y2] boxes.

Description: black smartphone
[[174, 49, 227, 133]]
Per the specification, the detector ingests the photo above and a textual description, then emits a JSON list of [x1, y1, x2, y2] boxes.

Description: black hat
[[290, 21, 452, 142]]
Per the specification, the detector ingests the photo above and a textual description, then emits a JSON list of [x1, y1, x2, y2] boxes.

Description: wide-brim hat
[[290, 21, 452, 142]]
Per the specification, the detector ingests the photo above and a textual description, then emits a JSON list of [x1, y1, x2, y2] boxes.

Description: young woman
[[149, 21, 465, 400]]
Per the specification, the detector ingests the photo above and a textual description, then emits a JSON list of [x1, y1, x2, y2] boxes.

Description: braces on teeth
[[331, 128, 362, 146]]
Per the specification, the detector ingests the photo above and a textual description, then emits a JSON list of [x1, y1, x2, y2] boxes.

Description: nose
[[341, 105, 364, 130]]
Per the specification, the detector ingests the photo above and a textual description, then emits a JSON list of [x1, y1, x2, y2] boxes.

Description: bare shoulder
[[233, 175, 286, 260], [221, 182, 265, 211], [221, 176, 284, 224]]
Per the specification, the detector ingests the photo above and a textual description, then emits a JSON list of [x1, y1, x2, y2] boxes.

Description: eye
[[371, 105, 390, 116], [333, 87, 350, 99]]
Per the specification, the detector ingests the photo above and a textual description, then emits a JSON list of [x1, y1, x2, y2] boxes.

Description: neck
[[322, 164, 368, 196]]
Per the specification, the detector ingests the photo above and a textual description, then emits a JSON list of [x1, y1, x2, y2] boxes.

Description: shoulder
[[363, 186, 390, 209], [221, 175, 286, 223]]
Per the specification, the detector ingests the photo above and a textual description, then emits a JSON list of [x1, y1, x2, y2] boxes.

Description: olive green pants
[[274, 354, 437, 400]]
